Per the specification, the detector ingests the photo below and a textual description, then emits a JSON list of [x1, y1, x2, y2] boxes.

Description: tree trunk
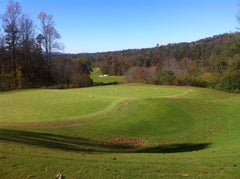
[[13, 44, 18, 88]]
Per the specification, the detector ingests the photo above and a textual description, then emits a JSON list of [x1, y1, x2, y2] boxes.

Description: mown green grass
[[0, 85, 240, 178], [90, 67, 124, 83], [0, 85, 187, 123]]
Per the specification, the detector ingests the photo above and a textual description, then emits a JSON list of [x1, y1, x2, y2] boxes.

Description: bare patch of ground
[[100, 137, 146, 149]]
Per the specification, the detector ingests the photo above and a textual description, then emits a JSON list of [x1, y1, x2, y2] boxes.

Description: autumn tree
[[72, 58, 92, 86], [38, 11, 61, 66], [0, 33, 5, 74], [2, 0, 22, 84], [20, 15, 35, 75]]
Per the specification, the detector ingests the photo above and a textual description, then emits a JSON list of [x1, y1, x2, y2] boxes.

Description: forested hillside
[[73, 32, 240, 93]]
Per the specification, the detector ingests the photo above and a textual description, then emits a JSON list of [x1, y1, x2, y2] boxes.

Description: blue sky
[[0, 0, 239, 53]]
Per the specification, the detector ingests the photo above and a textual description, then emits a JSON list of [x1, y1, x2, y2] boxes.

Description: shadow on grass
[[0, 128, 102, 152], [0, 128, 210, 153], [136, 143, 210, 153]]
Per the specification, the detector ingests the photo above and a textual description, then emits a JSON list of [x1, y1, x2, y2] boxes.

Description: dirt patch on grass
[[100, 137, 146, 149]]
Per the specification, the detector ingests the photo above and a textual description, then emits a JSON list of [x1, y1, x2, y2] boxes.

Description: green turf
[[0, 85, 240, 178], [90, 67, 124, 83], [0, 85, 187, 123]]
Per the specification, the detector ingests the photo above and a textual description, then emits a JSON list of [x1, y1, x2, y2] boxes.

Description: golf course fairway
[[0, 84, 240, 178]]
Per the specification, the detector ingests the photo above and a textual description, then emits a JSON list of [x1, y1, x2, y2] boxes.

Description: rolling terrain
[[0, 84, 240, 178]]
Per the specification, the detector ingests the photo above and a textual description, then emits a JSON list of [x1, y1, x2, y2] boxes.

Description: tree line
[[74, 32, 240, 93], [0, 0, 92, 91]]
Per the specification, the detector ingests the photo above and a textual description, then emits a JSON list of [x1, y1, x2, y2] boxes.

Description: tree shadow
[[136, 143, 210, 153], [0, 128, 101, 152], [0, 128, 210, 153]]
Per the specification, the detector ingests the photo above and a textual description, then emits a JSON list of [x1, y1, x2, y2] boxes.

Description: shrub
[[220, 70, 240, 92], [57, 84, 64, 89], [155, 71, 176, 85], [73, 84, 79, 88]]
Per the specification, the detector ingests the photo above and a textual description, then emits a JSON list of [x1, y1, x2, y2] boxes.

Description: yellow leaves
[[179, 173, 189, 177], [201, 72, 214, 83], [27, 175, 36, 178]]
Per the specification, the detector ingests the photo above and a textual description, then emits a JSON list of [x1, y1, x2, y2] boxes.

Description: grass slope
[[0, 85, 187, 123], [0, 85, 240, 178], [90, 68, 124, 83]]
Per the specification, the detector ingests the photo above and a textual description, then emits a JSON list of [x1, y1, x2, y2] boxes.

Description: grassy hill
[[90, 68, 124, 84], [0, 85, 240, 178]]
